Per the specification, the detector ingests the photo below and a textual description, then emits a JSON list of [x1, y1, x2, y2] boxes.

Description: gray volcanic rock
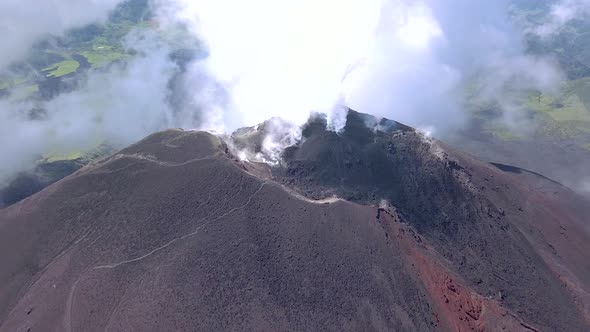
[[1, 112, 589, 331], [0, 130, 439, 331], [275, 110, 590, 330]]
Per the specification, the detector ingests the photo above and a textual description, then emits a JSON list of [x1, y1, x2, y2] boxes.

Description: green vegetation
[[541, 119, 585, 138], [527, 92, 589, 123], [6, 84, 40, 101], [0, 76, 27, 90], [524, 78, 590, 137], [43, 60, 80, 77], [18, 84, 39, 96], [0, 0, 152, 97], [43, 151, 84, 163], [508, 0, 590, 139], [484, 124, 523, 141], [41, 143, 113, 163], [463, 68, 590, 141], [26, 84, 39, 94], [68, 0, 151, 55], [80, 46, 126, 68]]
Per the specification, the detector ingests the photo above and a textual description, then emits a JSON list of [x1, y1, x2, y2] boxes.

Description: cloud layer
[[154, 0, 564, 136], [536, 0, 590, 36], [0, 0, 124, 70], [154, 0, 383, 131], [0, 31, 177, 182], [0, 0, 577, 183]]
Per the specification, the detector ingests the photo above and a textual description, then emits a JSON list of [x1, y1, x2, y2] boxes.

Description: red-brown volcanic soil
[[1, 111, 589, 331]]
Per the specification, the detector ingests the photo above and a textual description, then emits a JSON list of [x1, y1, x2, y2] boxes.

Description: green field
[[43, 151, 84, 163], [484, 123, 524, 141], [0, 0, 151, 97], [0, 76, 27, 90], [17, 84, 39, 98], [463, 72, 590, 141], [80, 47, 126, 68], [43, 60, 80, 78], [527, 78, 590, 122]]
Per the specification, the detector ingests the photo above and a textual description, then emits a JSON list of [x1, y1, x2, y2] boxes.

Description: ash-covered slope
[[271, 111, 590, 330], [1, 111, 589, 331]]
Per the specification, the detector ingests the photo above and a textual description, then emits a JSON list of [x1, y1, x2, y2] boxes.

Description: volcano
[[1, 110, 589, 331]]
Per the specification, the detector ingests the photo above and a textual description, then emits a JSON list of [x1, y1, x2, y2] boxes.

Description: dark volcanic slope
[[1, 112, 590, 331], [0, 130, 440, 331], [274, 111, 590, 330]]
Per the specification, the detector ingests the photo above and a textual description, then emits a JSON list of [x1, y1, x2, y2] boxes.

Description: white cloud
[[0, 31, 177, 183], [152, 0, 562, 136], [0, 0, 124, 70], [395, 3, 443, 50], [0, 0, 569, 183], [154, 0, 383, 130], [536, 0, 590, 37]]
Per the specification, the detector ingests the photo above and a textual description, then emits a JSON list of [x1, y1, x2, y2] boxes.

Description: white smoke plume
[[154, 0, 382, 132], [0, 0, 571, 183], [155, 0, 564, 137]]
